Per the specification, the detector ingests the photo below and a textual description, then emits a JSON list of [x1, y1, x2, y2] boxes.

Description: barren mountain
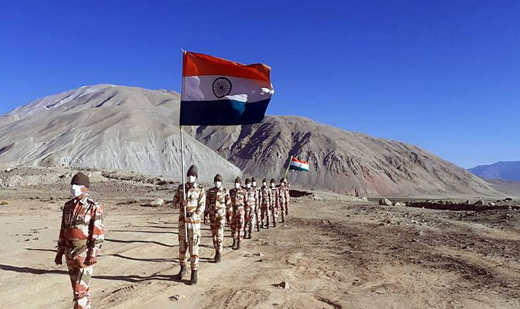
[[0, 84, 498, 197], [469, 161, 520, 182], [187, 117, 498, 197], [0, 85, 240, 182]]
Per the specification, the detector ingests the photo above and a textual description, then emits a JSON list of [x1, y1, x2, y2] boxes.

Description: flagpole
[[284, 155, 293, 179], [180, 49, 188, 241]]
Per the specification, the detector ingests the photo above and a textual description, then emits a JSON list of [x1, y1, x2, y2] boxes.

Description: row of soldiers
[[172, 165, 291, 285], [54, 168, 291, 308]]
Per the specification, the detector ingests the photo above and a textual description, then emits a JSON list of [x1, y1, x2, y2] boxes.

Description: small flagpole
[[284, 155, 293, 179]]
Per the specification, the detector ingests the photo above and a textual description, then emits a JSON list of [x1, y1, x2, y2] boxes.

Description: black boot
[[236, 240, 241, 250], [176, 265, 187, 281], [231, 239, 236, 249], [190, 270, 198, 285], [214, 252, 221, 263]]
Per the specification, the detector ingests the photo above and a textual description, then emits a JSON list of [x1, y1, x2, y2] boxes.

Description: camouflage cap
[[262, 178, 267, 183], [71, 172, 90, 188], [214, 174, 222, 182], [187, 165, 198, 177], [270, 178, 275, 183], [245, 178, 251, 184], [235, 176, 242, 184], [251, 177, 256, 182]]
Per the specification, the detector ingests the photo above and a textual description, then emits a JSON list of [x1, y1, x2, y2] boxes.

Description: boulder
[[474, 200, 484, 206], [378, 198, 393, 206], [394, 202, 405, 207]]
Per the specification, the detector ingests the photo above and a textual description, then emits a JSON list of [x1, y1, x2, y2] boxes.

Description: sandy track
[[1, 185, 520, 308]]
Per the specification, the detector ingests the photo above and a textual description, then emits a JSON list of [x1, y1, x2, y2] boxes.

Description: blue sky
[[0, 0, 518, 168]]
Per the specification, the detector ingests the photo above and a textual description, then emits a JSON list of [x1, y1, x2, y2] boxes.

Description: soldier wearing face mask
[[243, 178, 256, 239], [283, 178, 290, 216], [172, 165, 206, 285], [229, 177, 247, 250], [259, 178, 272, 228], [55, 172, 104, 309], [277, 178, 286, 223], [269, 179, 279, 228], [206, 174, 231, 263], [251, 177, 261, 232]]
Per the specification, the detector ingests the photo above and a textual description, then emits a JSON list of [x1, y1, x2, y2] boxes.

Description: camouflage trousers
[[231, 207, 245, 241], [244, 206, 255, 235], [279, 200, 286, 222], [260, 204, 269, 227], [270, 203, 278, 227], [178, 217, 201, 270], [65, 252, 93, 309], [254, 204, 261, 231], [209, 208, 226, 253]]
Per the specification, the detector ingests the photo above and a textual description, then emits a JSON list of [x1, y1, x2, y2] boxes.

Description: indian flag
[[180, 51, 274, 126], [289, 157, 310, 172]]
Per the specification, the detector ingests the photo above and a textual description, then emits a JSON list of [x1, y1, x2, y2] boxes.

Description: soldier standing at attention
[[206, 174, 230, 263], [269, 179, 279, 228], [55, 172, 104, 309], [260, 178, 272, 228], [229, 177, 246, 250], [251, 177, 261, 232], [283, 178, 290, 216], [243, 178, 256, 239], [278, 179, 287, 223], [173, 165, 206, 285]]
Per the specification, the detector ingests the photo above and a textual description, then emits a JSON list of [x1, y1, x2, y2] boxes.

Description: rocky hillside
[[187, 117, 498, 197], [0, 84, 499, 197], [0, 85, 241, 182]]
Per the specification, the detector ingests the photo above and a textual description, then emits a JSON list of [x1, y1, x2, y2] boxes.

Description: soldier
[[243, 178, 256, 239], [259, 178, 272, 228], [251, 177, 261, 232], [278, 178, 286, 223], [55, 172, 104, 309], [173, 165, 205, 285], [206, 174, 230, 263], [283, 178, 290, 216], [269, 179, 279, 228], [229, 177, 246, 250]]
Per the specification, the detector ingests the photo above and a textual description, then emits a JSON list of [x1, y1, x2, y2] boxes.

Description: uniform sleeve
[[196, 188, 206, 216], [172, 186, 180, 208], [57, 206, 67, 249], [87, 203, 104, 258], [225, 190, 231, 210]]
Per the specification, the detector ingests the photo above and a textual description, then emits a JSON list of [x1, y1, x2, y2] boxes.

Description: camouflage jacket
[[277, 185, 286, 204], [259, 186, 272, 207], [206, 186, 231, 213], [58, 195, 104, 258], [229, 187, 247, 210], [244, 187, 256, 209], [173, 183, 206, 223], [270, 187, 279, 208], [252, 186, 261, 208]]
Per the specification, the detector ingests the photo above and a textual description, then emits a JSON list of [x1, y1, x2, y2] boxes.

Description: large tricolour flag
[[289, 157, 310, 172], [180, 51, 274, 126]]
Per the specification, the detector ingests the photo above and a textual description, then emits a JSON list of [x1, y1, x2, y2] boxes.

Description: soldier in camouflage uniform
[[283, 178, 290, 216], [277, 179, 286, 223], [206, 174, 230, 263], [259, 178, 272, 228], [251, 177, 261, 232], [172, 165, 206, 285], [229, 177, 246, 250], [243, 178, 256, 239], [269, 179, 279, 228], [55, 172, 104, 309]]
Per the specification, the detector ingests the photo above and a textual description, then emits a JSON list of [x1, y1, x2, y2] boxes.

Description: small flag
[[289, 157, 309, 172], [180, 51, 274, 126]]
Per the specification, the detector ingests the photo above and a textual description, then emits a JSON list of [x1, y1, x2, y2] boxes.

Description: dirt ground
[[1, 180, 520, 309]]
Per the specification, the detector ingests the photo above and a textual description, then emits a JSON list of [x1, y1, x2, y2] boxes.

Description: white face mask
[[252, 182, 257, 187], [215, 181, 222, 188], [271, 183, 275, 188], [235, 183, 241, 189], [246, 183, 251, 188], [262, 182, 267, 187], [70, 184, 85, 198], [188, 176, 196, 183]]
